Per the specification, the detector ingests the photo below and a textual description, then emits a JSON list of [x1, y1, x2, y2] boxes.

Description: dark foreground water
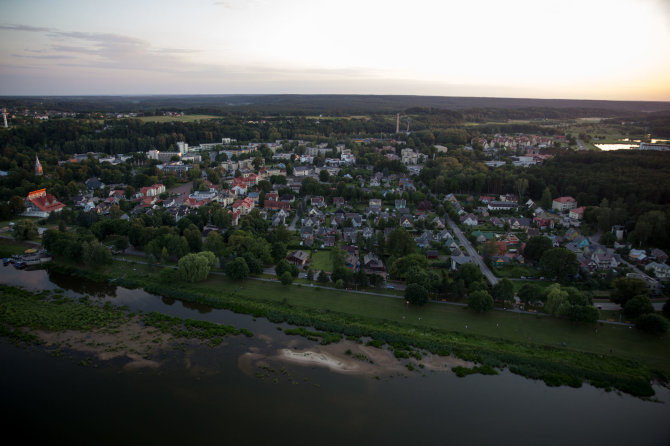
[[2, 266, 670, 446]]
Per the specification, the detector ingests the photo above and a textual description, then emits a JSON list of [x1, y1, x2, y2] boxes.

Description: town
[[2, 109, 668, 331]]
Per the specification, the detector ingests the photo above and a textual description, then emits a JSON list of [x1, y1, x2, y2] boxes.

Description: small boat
[[1, 257, 10, 265], [14, 261, 27, 269]]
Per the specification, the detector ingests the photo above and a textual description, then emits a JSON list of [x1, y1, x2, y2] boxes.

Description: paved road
[[288, 214, 299, 231], [576, 138, 588, 151], [448, 219, 499, 286]]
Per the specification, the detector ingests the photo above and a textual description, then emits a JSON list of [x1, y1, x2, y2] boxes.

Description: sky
[[1, 0, 669, 100]]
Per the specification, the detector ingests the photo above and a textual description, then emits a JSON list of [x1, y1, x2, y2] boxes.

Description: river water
[[1, 266, 670, 445]]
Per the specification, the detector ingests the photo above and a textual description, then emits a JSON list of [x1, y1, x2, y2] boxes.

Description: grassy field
[[136, 114, 221, 123], [89, 258, 670, 375], [309, 250, 333, 272]]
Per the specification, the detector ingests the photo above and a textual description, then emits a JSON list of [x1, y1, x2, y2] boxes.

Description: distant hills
[[2, 94, 669, 115]]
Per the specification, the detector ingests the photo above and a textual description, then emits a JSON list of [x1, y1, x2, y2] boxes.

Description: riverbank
[[37, 261, 669, 397]]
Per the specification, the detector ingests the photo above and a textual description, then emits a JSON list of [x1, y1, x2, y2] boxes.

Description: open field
[[136, 114, 221, 123], [309, 250, 334, 272], [84, 258, 670, 375]]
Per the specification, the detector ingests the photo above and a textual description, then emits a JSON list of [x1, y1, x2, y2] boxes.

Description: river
[[1, 266, 670, 445]]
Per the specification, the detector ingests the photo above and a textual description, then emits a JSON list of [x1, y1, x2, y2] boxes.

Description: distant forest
[[2, 94, 670, 115]]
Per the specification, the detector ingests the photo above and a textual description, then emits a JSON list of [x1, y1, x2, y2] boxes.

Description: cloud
[[0, 24, 53, 32], [12, 53, 74, 60]]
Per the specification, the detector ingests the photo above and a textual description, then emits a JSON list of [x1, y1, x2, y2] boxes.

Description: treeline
[[4, 94, 668, 114]]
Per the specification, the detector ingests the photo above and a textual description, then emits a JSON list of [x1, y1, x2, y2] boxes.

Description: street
[[448, 219, 499, 286]]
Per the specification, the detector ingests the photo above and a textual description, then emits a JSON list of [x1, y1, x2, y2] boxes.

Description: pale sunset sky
[[1, 0, 669, 100]]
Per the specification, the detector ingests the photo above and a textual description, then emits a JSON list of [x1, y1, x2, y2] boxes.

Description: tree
[[635, 313, 669, 335], [225, 257, 250, 281], [389, 253, 428, 280], [611, 278, 647, 305], [539, 248, 578, 281], [178, 252, 211, 283], [458, 263, 483, 287], [524, 236, 553, 264], [543, 284, 568, 316], [518, 283, 545, 305], [599, 231, 616, 248], [387, 228, 416, 258], [280, 271, 293, 285], [203, 231, 226, 257], [306, 269, 314, 281], [540, 187, 553, 210], [405, 283, 429, 306], [468, 290, 494, 313], [492, 279, 514, 303], [198, 250, 218, 269], [317, 270, 330, 283], [183, 224, 202, 252], [319, 169, 330, 182], [82, 241, 112, 267], [623, 295, 655, 321], [12, 219, 38, 241]]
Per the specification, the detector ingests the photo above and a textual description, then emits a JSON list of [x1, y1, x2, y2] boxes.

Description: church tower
[[35, 155, 43, 176]]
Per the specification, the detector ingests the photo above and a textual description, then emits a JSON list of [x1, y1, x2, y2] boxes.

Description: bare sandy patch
[[272, 340, 467, 376], [33, 316, 173, 369]]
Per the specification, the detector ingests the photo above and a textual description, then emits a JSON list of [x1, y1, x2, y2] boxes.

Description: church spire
[[35, 155, 43, 176]]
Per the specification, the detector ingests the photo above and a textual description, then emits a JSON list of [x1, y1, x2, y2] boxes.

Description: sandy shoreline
[[275, 340, 473, 376], [33, 316, 171, 369]]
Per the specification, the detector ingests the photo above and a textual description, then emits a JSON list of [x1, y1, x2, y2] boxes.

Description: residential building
[[23, 189, 66, 217], [552, 196, 577, 212]]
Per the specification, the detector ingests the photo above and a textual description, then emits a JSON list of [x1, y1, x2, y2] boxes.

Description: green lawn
[[310, 250, 333, 272], [41, 256, 670, 376], [171, 272, 670, 374]]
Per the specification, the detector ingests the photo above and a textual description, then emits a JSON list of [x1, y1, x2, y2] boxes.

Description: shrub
[[635, 313, 669, 335]]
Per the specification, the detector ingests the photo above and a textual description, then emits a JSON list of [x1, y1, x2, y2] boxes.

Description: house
[[564, 228, 581, 241], [23, 189, 66, 217], [232, 197, 255, 215], [646, 262, 670, 280], [459, 214, 478, 226], [342, 246, 360, 271], [363, 253, 386, 277], [479, 195, 496, 204], [591, 249, 619, 270], [569, 206, 585, 220], [552, 196, 577, 212], [395, 199, 407, 209], [628, 249, 647, 263], [507, 217, 530, 230], [342, 227, 358, 243], [137, 183, 166, 199], [333, 197, 345, 207], [300, 227, 314, 242], [311, 196, 326, 208], [414, 230, 434, 248], [451, 255, 475, 271], [426, 250, 439, 259], [85, 177, 105, 191], [362, 227, 375, 239], [265, 200, 291, 211], [436, 229, 454, 241], [286, 250, 309, 266], [369, 198, 382, 208], [650, 249, 668, 265], [271, 213, 286, 227], [399, 215, 414, 228], [293, 166, 313, 176], [487, 201, 518, 211]]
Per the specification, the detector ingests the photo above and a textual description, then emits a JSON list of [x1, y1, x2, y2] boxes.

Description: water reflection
[[48, 270, 116, 297]]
